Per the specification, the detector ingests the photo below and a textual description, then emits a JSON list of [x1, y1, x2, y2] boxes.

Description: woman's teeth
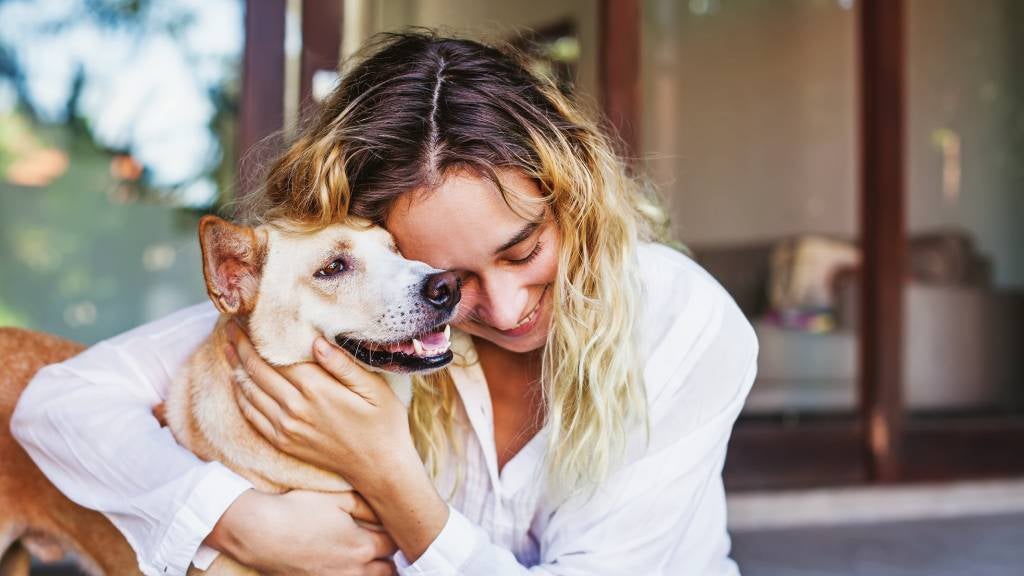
[[512, 288, 547, 329], [512, 307, 538, 329]]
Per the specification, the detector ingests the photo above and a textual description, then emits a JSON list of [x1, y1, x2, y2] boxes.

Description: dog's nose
[[422, 271, 461, 312]]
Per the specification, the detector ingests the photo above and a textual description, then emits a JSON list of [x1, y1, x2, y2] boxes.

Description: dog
[[0, 215, 461, 575]]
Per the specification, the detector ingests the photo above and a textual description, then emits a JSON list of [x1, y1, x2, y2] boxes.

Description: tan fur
[[1, 217, 455, 575], [164, 319, 352, 495]]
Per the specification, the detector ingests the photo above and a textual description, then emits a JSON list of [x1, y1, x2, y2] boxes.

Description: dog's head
[[199, 215, 460, 373]]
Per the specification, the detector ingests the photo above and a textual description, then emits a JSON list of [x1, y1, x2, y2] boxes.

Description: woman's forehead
[[384, 170, 545, 268]]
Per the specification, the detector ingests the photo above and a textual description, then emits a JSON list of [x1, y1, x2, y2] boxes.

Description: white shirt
[[11, 242, 758, 576]]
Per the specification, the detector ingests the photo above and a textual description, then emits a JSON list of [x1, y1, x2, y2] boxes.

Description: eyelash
[[509, 241, 544, 266]]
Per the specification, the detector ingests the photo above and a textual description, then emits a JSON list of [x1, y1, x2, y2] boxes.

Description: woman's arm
[[207, 488, 398, 576], [10, 303, 397, 576], [225, 271, 759, 575], [11, 303, 254, 575], [223, 324, 450, 560]]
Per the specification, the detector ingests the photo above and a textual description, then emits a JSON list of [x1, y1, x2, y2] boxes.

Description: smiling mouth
[[514, 285, 549, 328], [335, 324, 453, 373], [492, 284, 549, 336]]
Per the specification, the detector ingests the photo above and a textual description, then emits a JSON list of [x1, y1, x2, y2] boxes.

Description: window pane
[[904, 0, 1024, 416], [642, 0, 860, 416]]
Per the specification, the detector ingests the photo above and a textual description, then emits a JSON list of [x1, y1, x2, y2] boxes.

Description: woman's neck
[[471, 336, 543, 373], [471, 336, 546, 471]]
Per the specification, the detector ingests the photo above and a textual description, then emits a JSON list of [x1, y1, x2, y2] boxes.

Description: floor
[[31, 514, 1024, 575], [731, 512, 1024, 576]]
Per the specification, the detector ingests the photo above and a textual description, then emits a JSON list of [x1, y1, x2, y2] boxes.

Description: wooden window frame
[[592, 0, 1024, 490], [238, 0, 286, 197], [724, 0, 1024, 490]]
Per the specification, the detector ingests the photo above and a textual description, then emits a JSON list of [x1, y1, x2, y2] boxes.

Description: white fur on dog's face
[[244, 219, 454, 368]]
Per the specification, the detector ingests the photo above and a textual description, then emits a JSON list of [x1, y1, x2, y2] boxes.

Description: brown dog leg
[[1, 328, 140, 575]]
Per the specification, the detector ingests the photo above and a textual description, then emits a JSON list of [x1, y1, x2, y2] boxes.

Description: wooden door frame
[[238, 0, 342, 197], [239, 0, 1024, 491], [299, 0, 343, 114], [238, 0, 286, 198], [599, 0, 641, 162], [723, 0, 1024, 490], [858, 0, 906, 484]]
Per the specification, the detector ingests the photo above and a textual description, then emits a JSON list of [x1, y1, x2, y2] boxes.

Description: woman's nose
[[474, 275, 527, 330]]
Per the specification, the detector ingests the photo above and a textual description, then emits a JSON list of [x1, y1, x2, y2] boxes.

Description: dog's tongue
[[419, 330, 447, 348]]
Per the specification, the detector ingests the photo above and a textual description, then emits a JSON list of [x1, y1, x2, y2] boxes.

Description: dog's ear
[[199, 215, 266, 315]]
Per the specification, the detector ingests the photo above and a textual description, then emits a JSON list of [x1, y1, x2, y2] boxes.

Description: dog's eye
[[314, 258, 347, 279]]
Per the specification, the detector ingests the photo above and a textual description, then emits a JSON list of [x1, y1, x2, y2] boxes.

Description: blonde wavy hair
[[241, 30, 672, 496]]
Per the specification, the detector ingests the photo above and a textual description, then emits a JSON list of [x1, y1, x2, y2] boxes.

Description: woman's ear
[[199, 215, 266, 315]]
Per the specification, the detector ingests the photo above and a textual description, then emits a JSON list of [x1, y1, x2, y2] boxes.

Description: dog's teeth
[[413, 338, 425, 356], [444, 325, 451, 341]]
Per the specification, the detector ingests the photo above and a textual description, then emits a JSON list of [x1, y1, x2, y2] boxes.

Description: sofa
[[689, 230, 1024, 415]]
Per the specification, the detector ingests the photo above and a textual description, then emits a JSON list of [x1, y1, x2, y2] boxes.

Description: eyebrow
[[494, 220, 542, 255]]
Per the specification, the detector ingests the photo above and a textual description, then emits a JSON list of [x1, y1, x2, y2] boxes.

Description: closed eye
[[507, 241, 544, 266]]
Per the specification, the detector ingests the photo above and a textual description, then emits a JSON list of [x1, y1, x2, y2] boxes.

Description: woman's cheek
[[452, 289, 479, 332], [535, 230, 560, 284]]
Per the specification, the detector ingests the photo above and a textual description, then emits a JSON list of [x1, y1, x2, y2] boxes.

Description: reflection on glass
[[0, 0, 244, 343], [0, 0, 243, 207], [905, 0, 1024, 415], [642, 0, 859, 416]]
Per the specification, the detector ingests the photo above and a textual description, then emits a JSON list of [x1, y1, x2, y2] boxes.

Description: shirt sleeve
[[10, 302, 254, 576], [395, 265, 759, 576]]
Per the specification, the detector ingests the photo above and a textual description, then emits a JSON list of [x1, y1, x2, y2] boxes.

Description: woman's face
[[385, 169, 558, 354]]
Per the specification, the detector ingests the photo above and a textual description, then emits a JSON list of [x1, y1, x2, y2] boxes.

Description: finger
[[278, 361, 337, 399], [234, 365, 289, 427], [365, 559, 397, 576], [355, 519, 387, 533], [365, 529, 398, 559], [228, 327, 305, 412], [237, 390, 281, 444], [337, 491, 379, 524], [313, 337, 384, 402]]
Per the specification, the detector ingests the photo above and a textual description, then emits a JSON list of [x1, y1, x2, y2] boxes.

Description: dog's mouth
[[335, 324, 453, 373]]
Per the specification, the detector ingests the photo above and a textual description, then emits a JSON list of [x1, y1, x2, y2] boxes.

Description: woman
[[12, 31, 758, 575]]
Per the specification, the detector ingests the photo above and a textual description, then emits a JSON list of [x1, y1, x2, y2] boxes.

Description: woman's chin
[[458, 322, 549, 354], [493, 333, 548, 354]]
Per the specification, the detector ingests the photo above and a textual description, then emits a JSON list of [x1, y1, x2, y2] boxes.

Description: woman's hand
[[207, 489, 397, 576], [224, 322, 451, 561], [224, 321, 416, 489]]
